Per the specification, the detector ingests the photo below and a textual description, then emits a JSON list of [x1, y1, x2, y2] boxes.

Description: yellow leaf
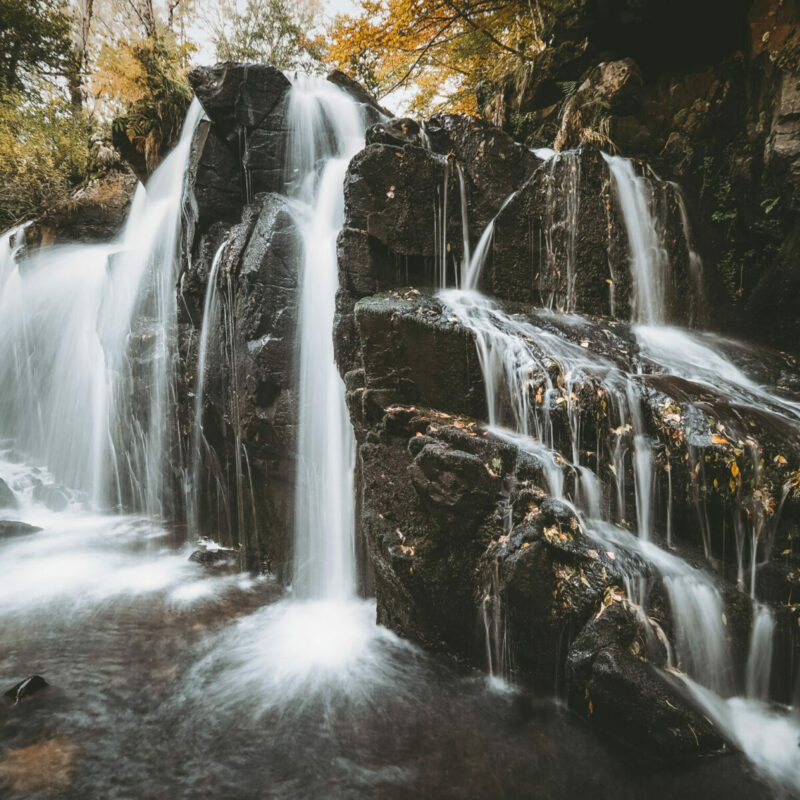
[[731, 461, 740, 478]]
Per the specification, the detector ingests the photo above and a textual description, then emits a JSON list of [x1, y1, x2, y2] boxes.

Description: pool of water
[[0, 509, 774, 799]]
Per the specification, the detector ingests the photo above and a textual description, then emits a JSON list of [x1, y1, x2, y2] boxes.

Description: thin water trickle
[[602, 153, 668, 324], [189, 240, 227, 534]]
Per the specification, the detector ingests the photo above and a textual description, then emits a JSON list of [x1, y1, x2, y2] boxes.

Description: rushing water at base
[[0, 465, 771, 799]]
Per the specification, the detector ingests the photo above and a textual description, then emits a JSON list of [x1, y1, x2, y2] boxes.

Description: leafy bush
[[94, 33, 192, 174], [0, 93, 91, 227]]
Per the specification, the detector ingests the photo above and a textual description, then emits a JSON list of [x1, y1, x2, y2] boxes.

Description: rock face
[[179, 64, 390, 575], [0, 478, 17, 510], [0, 521, 42, 538], [178, 52, 800, 763], [337, 111, 702, 325], [334, 289, 800, 756], [481, 0, 800, 351], [24, 169, 138, 248]]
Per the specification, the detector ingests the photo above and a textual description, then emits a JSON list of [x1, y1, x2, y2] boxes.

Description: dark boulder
[[24, 170, 138, 247], [424, 113, 540, 229], [178, 190, 301, 575], [327, 69, 393, 122], [566, 603, 724, 758], [0, 478, 18, 510], [3, 676, 49, 705], [189, 544, 238, 568], [352, 292, 485, 420], [188, 63, 290, 134], [0, 521, 42, 538]]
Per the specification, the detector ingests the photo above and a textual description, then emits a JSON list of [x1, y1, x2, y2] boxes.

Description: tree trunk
[[68, 0, 94, 112], [139, 0, 157, 37]]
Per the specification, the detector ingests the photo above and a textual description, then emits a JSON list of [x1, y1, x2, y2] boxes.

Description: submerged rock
[[0, 478, 18, 510], [189, 546, 238, 568], [0, 521, 42, 538], [3, 676, 49, 705], [32, 484, 69, 512]]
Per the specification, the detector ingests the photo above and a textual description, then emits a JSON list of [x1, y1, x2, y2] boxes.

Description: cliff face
[[180, 11, 800, 760], [483, 0, 800, 351]]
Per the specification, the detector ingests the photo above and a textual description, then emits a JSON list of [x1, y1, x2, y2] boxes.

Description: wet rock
[[343, 144, 444, 259], [326, 69, 392, 122], [32, 484, 69, 512], [191, 124, 247, 230], [188, 63, 293, 235], [0, 521, 42, 538], [3, 676, 49, 705], [409, 441, 498, 517], [0, 478, 18, 510], [424, 114, 540, 230], [366, 118, 423, 147], [188, 63, 290, 134], [566, 603, 724, 758], [189, 544, 238, 568], [24, 169, 138, 247], [178, 189, 301, 575], [352, 293, 485, 420], [555, 58, 644, 151]]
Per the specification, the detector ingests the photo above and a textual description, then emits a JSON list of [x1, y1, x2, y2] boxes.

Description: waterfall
[[745, 604, 775, 701], [540, 151, 580, 312], [602, 153, 669, 324], [286, 78, 365, 601], [0, 99, 204, 514], [439, 147, 800, 790]]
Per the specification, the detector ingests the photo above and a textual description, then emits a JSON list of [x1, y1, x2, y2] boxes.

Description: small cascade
[[434, 157, 451, 288], [672, 184, 706, 323], [602, 153, 669, 324], [0, 99, 204, 515], [482, 559, 512, 687], [286, 77, 365, 600], [460, 189, 522, 292], [456, 162, 471, 281], [745, 604, 775, 701], [189, 240, 227, 534]]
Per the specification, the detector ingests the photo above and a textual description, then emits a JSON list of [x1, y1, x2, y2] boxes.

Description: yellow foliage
[[325, 0, 544, 114], [0, 93, 91, 226]]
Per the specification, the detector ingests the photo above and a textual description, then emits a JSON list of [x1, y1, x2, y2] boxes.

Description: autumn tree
[[0, 1, 92, 225], [91, 0, 195, 173], [326, 0, 551, 113], [207, 0, 323, 70], [0, 0, 72, 97]]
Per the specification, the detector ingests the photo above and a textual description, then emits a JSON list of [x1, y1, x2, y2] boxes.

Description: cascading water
[[602, 153, 669, 324], [440, 147, 800, 792], [0, 99, 204, 515], [286, 77, 364, 601]]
